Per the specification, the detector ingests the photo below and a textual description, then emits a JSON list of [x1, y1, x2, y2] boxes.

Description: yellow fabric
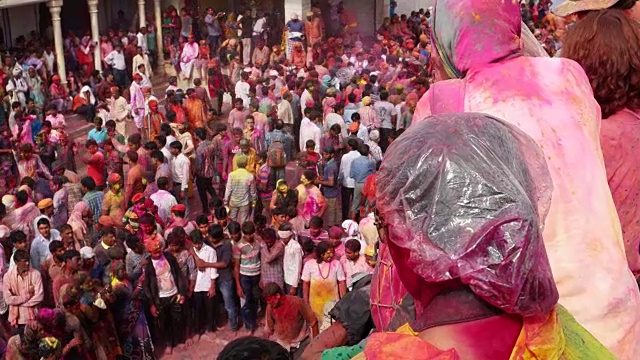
[[353, 305, 616, 360]]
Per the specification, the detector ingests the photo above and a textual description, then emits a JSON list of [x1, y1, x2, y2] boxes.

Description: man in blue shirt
[[343, 93, 360, 126], [317, 147, 340, 227], [350, 145, 376, 220], [87, 117, 108, 146]]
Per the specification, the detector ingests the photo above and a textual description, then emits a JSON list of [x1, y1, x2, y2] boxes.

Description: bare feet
[[164, 347, 173, 356]]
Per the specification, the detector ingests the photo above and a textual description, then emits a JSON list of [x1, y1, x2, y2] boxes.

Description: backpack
[[267, 141, 286, 168]]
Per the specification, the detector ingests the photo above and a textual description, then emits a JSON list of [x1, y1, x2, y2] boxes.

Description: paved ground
[[64, 76, 259, 359]]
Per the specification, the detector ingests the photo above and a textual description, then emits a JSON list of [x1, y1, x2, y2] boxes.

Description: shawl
[[68, 201, 89, 240]]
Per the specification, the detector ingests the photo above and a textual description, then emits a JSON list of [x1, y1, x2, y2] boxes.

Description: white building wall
[[395, 0, 434, 17], [6, 4, 39, 45]]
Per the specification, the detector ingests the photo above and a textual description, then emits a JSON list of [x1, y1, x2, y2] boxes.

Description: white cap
[[269, 70, 279, 77], [291, 13, 299, 20], [80, 246, 95, 259]]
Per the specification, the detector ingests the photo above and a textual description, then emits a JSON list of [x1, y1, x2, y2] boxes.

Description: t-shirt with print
[[374, 101, 396, 129], [233, 239, 261, 276], [152, 256, 178, 298]]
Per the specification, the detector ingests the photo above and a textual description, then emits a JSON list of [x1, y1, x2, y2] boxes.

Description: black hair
[[218, 336, 290, 360]]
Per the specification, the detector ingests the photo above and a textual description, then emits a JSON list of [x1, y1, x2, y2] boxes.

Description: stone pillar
[[284, 0, 311, 27], [154, 0, 164, 75], [48, 0, 67, 85], [138, 0, 147, 28], [88, 0, 101, 72]]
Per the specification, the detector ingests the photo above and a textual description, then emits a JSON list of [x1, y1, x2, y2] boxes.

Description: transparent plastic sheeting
[[376, 112, 558, 317]]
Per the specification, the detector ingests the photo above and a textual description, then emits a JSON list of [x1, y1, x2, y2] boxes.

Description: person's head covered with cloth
[[377, 112, 556, 318], [366, 112, 616, 359]]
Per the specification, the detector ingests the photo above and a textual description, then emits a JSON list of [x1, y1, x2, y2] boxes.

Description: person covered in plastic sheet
[[413, 0, 640, 357], [315, 113, 616, 360]]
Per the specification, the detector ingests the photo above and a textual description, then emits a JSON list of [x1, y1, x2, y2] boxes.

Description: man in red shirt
[[82, 139, 105, 190], [263, 283, 318, 357]]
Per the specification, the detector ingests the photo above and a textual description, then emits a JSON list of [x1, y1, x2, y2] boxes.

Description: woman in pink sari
[[562, 9, 640, 276], [409, 0, 640, 358]]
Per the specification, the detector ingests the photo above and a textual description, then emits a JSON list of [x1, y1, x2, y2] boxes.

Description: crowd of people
[[0, 0, 638, 359]]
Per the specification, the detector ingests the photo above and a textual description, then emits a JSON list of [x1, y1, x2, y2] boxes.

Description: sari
[[295, 184, 326, 224], [410, 0, 640, 357]]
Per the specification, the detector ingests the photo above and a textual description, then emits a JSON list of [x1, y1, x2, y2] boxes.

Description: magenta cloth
[[600, 109, 640, 275], [408, 0, 640, 357]]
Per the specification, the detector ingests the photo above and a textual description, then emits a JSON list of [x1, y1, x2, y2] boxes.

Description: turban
[[348, 122, 359, 133], [305, 99, 315, 108], [39, 337, 61, 358], [171, 204, 186, 212], [132, 73, 143, 81], [12, 67, 21, 76], [98, 215, 116, 227], [278, 230, 293, 239], [107, 173, 121, 184], [110, 86, 119, 93], [362, 96, 372, 106], [52, 75, 60, 82], [2, 195, 15, 210], [329, 225, 345, 239], [148, 99, 158, 107], [132, 193, 144, 203], [369, 130, 380, 141], [37, 198, 53, 210]]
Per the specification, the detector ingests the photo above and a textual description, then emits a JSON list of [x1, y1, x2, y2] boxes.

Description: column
[[284, 0, 311, 27], [88, 0, 101, 72], [138, 0, 147, 28], [154, 0, 164, 75], [48, 0, 66, 85]]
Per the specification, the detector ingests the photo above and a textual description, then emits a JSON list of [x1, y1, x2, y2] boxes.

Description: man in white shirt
[[191, 234, 218, 339], [130, 73, 146, 131], [29, 218, 62, 270], [104, 43, 127, 88], [278, 91, 294, 127], [299, 111, 322, 153], [136, 27, 148, 55], [252, 13, 267, 46], [279, 225, 303, 296], [150, 177, 178, 224], [300, 81, 314, 114], [43, 45, 56, 76], [324, 103, 348, 138], [339, 139, 360, 221], [169, 141, 190, 217], [132, 47, 153, 78], [135, 64, 153, 88], [235, 72, 251, 109], [7, 69, 28, 108]]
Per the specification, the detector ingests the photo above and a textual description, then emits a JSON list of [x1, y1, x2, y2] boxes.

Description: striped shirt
[[83, 190, 104, 225], [225, 168, 257, 207], [233, 239, 261, 276]]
